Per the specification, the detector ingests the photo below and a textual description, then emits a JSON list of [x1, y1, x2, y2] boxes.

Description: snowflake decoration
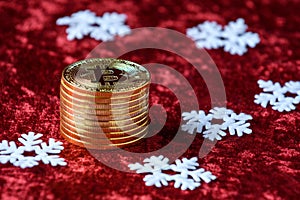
[[0, 132, 67, 168], [186, 21, 224, 49], [186, 18, 260, 55], [128, 155, 216, 190], [56, 10, 131, 41], [254, 80, 300, 112], [181, 107, 253, 141]]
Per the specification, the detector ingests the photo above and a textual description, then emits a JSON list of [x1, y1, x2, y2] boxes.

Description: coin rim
[[60, 114, 150, 131], [60, 108, 149, 127], [61, 79, 149, 100], [60, 101, 149, 119], [60, 117, 149, 136], [60, 126, 147, 148], [60, 91, 149, 111], [60, 121, 148, 141], [60, 104, 149, 123], [60, 84, 149, 106]]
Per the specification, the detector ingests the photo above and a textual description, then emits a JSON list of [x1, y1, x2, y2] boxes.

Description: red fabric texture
[[0, 0, 300, 199]]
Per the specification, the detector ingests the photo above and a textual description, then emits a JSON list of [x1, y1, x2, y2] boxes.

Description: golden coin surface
[[60, 127, 147, 149], [60, 92, 149, 110], [60, 118, 149, 137], [60, 94, 148, 113], [60, 102, 148, 120], [62, 58, 150, 94], [61, 84, 148, 104], [61, 115, 150, 131], [62, 77, 149, 98], [60, 122, 148, 141], [60, 109, 149, 127], [60, 87, 149, 108], [60, 132, 146, 150], [60, 100, 149, 116], [60, 105, 148, 122], [61, 80, 149, 100]]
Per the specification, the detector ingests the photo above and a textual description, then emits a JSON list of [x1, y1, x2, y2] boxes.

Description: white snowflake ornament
[[186, 21, 224, 49], [95, 12, 131, 36], [57, 10, 97, 40], [90, 28, 115, 41], [222, 113, 252, 137], [255, 79, 300, 112], [187, 18, 260, 55], [129, 155, 216, 190], [170, 157, 199, 172], [208, 107, 234, 119], [168, 174, 201, 190], [203, 124, 227, 141], [0, 132, 67, 168], [56, 10, 97, 25], [182, 107, 253, 141], [65, 24, 95, 40], [222, 18, 260, 55], [182, 110, 213, 134], [143, 172, 171, 187], [285, 81, 300, 94], [57, 10, 131, 41], [128, 155, 170, 173]]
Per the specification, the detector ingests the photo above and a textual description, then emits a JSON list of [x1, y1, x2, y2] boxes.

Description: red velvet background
[[0, 0, 300, 199]]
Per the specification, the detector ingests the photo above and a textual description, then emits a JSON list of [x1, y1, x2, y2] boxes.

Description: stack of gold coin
[[60, 58, 150, 150]]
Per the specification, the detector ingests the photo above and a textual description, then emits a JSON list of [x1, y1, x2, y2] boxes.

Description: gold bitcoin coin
[[62, 58, 150, 96], [60, 58, 150, 149]]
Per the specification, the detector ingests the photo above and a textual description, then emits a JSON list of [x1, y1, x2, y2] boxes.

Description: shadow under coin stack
[[60, 58, 150, 149]]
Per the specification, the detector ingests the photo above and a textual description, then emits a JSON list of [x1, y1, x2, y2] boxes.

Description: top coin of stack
[[60, 58, 151, 150]]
